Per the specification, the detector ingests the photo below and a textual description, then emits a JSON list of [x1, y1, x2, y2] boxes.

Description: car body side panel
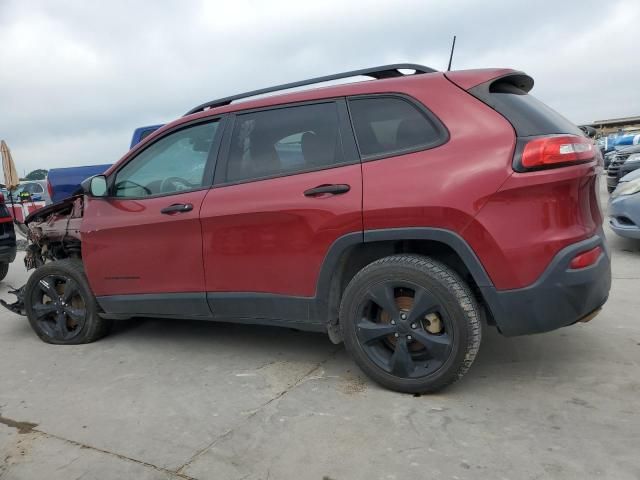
[[360, 75, 517, 283], [466, 162, 601, 289], [81, 190, 208, 296], [200, 164, 363, 297]]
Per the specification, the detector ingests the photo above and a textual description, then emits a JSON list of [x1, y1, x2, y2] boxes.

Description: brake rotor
[[424, 312, 443, 334], [42, 280, 83, 331], [379, 293, 423, 351], [378, 289, 445, 352]]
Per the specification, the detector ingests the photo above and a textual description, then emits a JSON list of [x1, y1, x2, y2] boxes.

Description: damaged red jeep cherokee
[[6, 64, 611, 393]]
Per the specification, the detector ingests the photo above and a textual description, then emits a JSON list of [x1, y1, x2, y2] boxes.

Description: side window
[[24, 183, 43, 194], [114, 121, 219, 198], [348, 97, 445, 158], [223, 102, 344, 183]]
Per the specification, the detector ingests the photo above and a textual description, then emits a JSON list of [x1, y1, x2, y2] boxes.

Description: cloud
[[0, 0, 638, 172]]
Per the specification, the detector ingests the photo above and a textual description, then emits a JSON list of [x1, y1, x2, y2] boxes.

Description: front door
[[200, 100, 362, 323], [82, 119, 223, 317]]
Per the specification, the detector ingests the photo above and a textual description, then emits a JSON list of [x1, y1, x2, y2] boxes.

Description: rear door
[[200, 99, 362, 322], [82, 118, 224, 317]]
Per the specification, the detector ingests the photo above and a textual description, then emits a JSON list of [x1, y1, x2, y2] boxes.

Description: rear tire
[[0, 262, 8, 281], [24, 259, 111, 344], [340, 254, 481, 393]]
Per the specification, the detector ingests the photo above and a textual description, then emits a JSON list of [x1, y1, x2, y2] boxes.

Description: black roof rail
[[184, 63, 436, 116]]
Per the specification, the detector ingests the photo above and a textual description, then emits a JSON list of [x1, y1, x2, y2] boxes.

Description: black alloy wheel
[[29, 274, 87, 342], [24, 259, 111, 344], [340, 255, 481, 393], [355, 281, 453, 379]]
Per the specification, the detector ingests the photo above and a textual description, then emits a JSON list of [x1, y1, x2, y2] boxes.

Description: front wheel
[[24, 259, 111, 344], [340, 255, 482, 393]]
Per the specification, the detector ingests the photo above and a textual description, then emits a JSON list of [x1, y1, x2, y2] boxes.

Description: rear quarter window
[[347, 96, 447, 159]]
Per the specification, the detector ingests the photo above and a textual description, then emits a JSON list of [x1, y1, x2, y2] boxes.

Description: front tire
[[24, 259, 111, 344], [340, 254, 481, 393]]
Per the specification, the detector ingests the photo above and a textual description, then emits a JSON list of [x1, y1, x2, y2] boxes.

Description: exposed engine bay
[[0, 195, 84, 315], [23, 195, 84, 268]]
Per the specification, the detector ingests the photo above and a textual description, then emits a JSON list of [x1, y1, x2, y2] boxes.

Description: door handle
[[303, 184, 351, 197], [161, 203, 193, 214]]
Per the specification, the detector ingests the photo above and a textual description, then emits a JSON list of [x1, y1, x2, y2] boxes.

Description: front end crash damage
[[0, 195, 84, 315]]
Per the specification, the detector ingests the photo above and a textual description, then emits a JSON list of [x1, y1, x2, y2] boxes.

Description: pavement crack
[[0, 415, 38, 434], [175, 347, 342, 475], [7, 427, 197, 480]]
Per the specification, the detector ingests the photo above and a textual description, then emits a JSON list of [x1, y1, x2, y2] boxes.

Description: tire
[[340, 254, 481, 393], [0, 262, 8, 282], [607, 187, 615, 194], [24, 259, 111, 344]]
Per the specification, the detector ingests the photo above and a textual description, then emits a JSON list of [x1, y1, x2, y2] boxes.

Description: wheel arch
[[314, 228, 495, 341]]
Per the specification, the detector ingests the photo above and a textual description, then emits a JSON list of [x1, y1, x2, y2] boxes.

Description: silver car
[[10, 180, 51, 205], [608, 170, 640, 239]]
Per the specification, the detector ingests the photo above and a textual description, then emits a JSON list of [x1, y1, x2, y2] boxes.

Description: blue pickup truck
[[47, 124, 163, 203]]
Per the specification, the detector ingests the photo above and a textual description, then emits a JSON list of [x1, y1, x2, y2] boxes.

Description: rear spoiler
[[445, 69, 533, 92]]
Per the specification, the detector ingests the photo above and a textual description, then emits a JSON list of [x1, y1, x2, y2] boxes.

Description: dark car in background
[[0, 191, 17, 281], [607, 144, 640, 193]]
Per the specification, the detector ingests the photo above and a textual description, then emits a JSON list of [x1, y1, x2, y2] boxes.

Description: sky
[[0, 0, 639, 174]]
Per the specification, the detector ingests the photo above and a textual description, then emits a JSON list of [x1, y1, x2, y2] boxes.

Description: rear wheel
[[24, 259, 111, 344], [340, 254, 481, 393]]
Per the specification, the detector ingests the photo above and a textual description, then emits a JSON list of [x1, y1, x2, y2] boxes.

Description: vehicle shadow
[[107, 314, 612, 395], [108, 315, 336, 358]]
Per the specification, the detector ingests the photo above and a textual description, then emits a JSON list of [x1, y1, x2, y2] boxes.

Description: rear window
[[470, 81, 583, 137], [348, 97, 447, 158], [222, 102, 345, 183]]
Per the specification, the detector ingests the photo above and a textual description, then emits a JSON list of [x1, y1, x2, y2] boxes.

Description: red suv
[[15, 64, 610, 393]]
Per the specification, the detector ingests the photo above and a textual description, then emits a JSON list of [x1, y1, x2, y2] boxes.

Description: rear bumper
[[480, 233, 611, 336]]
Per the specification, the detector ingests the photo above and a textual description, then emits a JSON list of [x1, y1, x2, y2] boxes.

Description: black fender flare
[[313, 227, 494, 328]]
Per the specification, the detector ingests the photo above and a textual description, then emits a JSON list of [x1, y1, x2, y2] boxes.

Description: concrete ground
[[1, 182, 639, 480]]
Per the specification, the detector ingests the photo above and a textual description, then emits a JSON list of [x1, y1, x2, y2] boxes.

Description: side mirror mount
[[82, 175, 108, 197]]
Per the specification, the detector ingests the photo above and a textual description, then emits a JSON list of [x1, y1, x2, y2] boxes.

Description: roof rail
[[184, 63, 436, 116]]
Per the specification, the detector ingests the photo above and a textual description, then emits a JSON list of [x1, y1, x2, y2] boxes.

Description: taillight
[[521, 135, 595, 169], [47, 180, 54, 199], [569, 246, 602, 269], [0, 192, 4, 203]]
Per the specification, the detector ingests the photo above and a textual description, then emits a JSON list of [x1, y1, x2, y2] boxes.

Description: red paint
[[464, 163, 601, 288], [361, 75, 515, 237], [79, 68, 602, 297], [81, 190, 208, 296], [200, 165, 362, 296]]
